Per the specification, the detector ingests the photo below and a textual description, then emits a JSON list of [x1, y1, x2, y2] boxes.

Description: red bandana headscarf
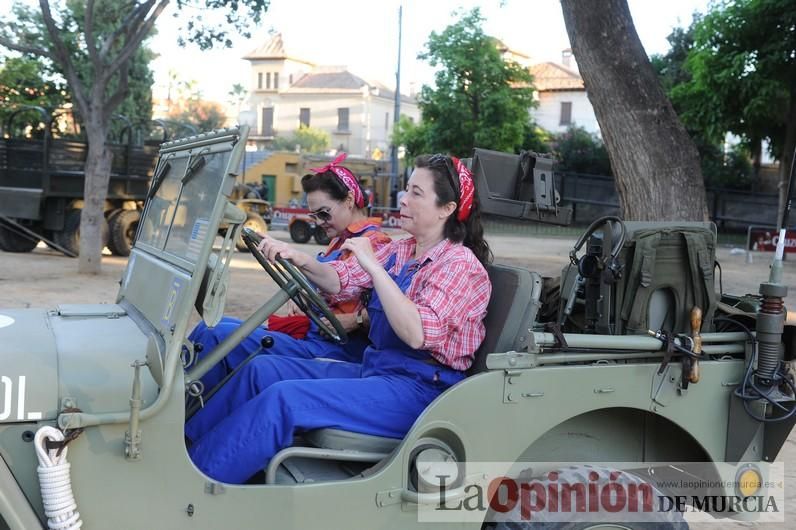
[[450, 156, 475, 222], [309, 152, 365, 208]]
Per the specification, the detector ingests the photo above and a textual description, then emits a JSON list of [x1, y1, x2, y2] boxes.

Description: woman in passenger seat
[[189, 153, 391, 390], [185, 154, 492, 484]]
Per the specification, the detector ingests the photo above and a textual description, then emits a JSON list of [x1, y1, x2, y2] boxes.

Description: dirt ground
[[1, 229, 794, 526]]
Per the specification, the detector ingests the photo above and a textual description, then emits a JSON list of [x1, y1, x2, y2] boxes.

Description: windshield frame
[[134, 137, 236, 275]]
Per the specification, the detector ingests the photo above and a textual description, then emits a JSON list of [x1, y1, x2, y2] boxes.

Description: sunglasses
[[308, 202, 339, 223], [428, 154, 460, 196]]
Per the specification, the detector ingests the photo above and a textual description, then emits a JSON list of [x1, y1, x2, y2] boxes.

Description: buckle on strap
[[46, 407, 84, 457]]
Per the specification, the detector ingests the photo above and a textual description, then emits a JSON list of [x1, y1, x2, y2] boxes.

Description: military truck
[[0, 106, 163, 257], [0, 126, 794, 529], [288, 212, 331, 245], [221, 182, 271, 251]]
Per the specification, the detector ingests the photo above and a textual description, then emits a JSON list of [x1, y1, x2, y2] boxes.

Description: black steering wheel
[[241, 228, 348, 344], [569, 215, 627, 283]]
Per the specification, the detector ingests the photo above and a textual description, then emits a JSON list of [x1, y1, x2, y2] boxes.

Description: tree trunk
[[777, 88, 796, 230], [79, 117, 112, 274], [560, 0, 709, 221]]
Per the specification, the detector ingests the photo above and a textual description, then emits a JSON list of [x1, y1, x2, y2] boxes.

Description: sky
[[149, 0, 710, 105]]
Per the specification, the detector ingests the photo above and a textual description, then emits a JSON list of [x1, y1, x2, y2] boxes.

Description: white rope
[[34, 426, 83, 530]]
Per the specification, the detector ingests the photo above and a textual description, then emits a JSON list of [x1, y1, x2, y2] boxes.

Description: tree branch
[[84, 0, 99, 65], [98, 0, 155, 60], [106, 0, 169, 77], [38, 0, 89, 116], [103, 59, 130, 117], [0, 35, 53, 59]]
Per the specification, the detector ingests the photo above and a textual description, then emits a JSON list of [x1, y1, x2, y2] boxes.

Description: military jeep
[[0, 127, 794, 529]]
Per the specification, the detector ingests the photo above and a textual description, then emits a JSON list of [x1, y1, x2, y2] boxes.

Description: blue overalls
[[188, 236, 375, 390], [185, 254, 466, 484]]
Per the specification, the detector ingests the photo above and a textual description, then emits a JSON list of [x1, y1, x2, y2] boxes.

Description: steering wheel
[[241, 228, 348, 344], [569, 215, 627, 283]]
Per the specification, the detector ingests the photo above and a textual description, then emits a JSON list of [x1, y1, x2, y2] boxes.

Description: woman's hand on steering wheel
[[241, 228, 347, 344], [255, 234, 311, 268]]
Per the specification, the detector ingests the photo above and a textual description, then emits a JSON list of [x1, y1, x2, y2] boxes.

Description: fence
[[557, 172, 779, 228], [481, 172, 779, 243]]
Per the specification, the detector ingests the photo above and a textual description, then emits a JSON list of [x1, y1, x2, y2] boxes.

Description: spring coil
[[757, 295, 785, 382], [757, 341, 781, 381], [760, 296, 785, 314]]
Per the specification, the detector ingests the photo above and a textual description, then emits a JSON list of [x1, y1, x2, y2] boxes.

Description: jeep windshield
[[136, 148, 230, 266], [115, 128, 248, 379]]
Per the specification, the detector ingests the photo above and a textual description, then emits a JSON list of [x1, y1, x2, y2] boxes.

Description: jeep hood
[[0, 305, 157, 423]]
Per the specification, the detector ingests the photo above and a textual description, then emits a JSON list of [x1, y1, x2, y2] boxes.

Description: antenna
[[389, 4, 403, 205]]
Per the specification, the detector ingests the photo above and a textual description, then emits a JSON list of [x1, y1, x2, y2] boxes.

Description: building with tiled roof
[[238, 34, 419, 157], [527, 50, 600, 135], [529, 62, 585, 91]]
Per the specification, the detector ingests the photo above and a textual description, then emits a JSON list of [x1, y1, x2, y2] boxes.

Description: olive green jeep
[[0, 129, 793, 529]]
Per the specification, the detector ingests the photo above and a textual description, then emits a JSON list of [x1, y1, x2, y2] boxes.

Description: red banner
[[270, 207, 310, 227], [748, 227, 796, 253]]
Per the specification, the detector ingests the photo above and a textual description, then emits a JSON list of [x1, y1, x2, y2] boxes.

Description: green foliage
[[1, 2, 154, 141], [411, 8, 535, 157], [520, 122, 553, 154], [698, 140, 753, 189], [1, 0, 271, 271], [64, 1, 154, 138], [174, 0, 271, 50], [670, 0, 796, 160], [551, 126, 612, 175], [272, 126, 330, 154], [649, 22, 697, 95], [227, 82, 247, 115], [0, 56, 68, 135], [390, 115, 429, 161]]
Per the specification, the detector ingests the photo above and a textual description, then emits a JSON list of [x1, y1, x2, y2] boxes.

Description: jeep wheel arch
[[518, 407, 711, 464]]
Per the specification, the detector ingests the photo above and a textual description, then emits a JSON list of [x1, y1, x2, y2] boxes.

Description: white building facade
[[528, 58, 601, 136], [239, 34, 419, 158]]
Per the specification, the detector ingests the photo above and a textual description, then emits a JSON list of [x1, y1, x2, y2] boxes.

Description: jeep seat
[[467, 264, 542, 374], [303, 264, 542, 454]]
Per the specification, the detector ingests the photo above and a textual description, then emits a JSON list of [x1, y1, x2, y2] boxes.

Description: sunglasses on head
[[428, 154, 460, 196]]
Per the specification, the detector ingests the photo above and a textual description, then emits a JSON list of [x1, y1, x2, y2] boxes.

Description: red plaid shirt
[[329, 238, 491, 371], [322, 218, 391, 314]]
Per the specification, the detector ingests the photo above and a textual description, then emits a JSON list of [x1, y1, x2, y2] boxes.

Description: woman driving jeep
[[185, 154, 493, 484], [188, 153, 391, 390]]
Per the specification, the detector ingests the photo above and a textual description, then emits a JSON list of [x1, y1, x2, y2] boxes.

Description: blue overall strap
[[363, 252, 464, 388]]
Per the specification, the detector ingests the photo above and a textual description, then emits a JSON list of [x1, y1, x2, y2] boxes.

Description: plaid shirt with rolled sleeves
[[321, 218, 391, 314], [329, 238, 491, 371]]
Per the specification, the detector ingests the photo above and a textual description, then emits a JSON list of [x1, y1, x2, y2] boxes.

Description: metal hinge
[[375, 488, 403, 507]]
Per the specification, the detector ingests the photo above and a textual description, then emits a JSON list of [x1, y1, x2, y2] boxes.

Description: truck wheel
[[0, 220, 40, 252], [54, 209, 110, 257], [314, 226, 331, 246], [487, 466, 688, 529], [108, 210, 140, 257], [236, 212, 268, 251], [105, 208, 123, 228], [289, 220, 312, 244]]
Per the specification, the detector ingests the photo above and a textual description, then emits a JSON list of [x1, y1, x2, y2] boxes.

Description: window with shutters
[[262, 107, 274, 137], [560, 101, 573, 126], [337, 108, 350, 132]]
